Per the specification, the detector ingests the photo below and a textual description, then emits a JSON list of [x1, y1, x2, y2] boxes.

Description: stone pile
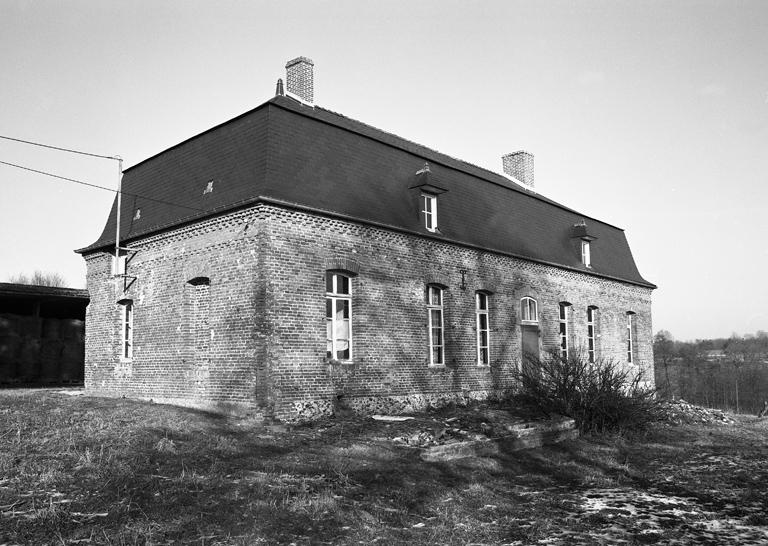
[[391, 426, 488, 448], [657, 399, 734, 425]]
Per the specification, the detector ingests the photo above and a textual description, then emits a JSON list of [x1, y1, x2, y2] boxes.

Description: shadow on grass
[[2, 391, 767, 545]]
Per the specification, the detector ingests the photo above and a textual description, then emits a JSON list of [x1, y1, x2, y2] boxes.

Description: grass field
[[1, 389, 767, 545]]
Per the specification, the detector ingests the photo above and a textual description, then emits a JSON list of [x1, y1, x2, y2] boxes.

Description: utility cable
[[0, 159, 206, 213], [0, 134, 119, 160]]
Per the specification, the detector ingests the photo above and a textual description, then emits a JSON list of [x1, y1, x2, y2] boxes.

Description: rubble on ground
[[386, 406, 558, 448], [656, 399, 735, 425], [391, 427, 490, 448]]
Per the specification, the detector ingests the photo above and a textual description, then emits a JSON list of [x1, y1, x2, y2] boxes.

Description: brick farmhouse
[[77, 58, 656, 421]]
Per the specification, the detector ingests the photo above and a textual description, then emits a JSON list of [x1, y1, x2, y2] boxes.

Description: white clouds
[[577, 70, 606, 86], [697, 83, 727, 96]]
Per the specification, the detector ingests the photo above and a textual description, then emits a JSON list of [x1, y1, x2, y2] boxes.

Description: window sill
[[325, 358, 355, 366]]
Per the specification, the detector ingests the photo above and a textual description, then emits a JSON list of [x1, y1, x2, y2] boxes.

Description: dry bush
[[513, 351, 660, 434]]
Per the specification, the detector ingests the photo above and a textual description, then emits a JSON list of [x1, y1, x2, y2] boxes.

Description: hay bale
[[18, 338, 41, 381], [0, 335, 20, 380], [19, 316, 42, 338], [42, 318, 62, 339], [0, 316, 19, 337], [60, 319, 85, 341], [40, 340, 64, 382], [61, 341, 84, 381]]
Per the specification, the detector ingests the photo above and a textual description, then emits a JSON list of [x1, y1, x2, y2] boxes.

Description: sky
[[1, 0, 767, 341]]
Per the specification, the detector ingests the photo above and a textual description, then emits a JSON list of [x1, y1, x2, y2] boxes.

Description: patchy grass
[[1, 390, 767, 545]]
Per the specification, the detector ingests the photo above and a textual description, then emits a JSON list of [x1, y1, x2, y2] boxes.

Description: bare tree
[[7, 270, 67, 287], [653, 330, 675, 398]]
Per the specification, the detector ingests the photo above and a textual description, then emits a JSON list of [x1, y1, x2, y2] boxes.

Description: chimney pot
[[285, 56, 314, 104], [502, 151, 534, 189], [275, 78, 284, 96]]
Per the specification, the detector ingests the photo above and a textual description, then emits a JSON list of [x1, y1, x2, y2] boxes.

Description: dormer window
[[421, 193, 437, 232], [572, 220, 596, 267], [581, 240, 591, 267]]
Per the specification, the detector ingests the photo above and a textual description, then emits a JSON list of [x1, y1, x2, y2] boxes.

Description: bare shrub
[[512, 351, 659, 434]]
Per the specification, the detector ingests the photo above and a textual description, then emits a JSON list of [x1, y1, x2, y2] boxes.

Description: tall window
[[120, 300, 133, 359], [521, 297, 538, 322], [626, 312, 635, 364], [587, 306, 598, 363], [188, 277, 211, 363], [558, 303, 571, 359], [476, 292, 490, 366], [421, 193, 437, 232], [581, 240, 591, 267], [427, 285, 444, 365], [326, 273, 351, 361]]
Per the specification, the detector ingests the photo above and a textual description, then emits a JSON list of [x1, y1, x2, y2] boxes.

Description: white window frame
[[581, 240, 591, 267], [627, 312, 634, 364], [120, 300, 133, 360], [521, 297, 538, 322], [476, 292, 490, 366], [558, 303, 570, 359], [421, 192, 438, 232], [587, 306, 598, 363], [326, 272, 352, 361], [427, 285, 444, 366]]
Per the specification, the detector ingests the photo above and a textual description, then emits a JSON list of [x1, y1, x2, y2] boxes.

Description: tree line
[[654, 330, 768, 414]]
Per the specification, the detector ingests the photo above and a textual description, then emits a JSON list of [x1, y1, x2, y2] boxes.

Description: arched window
[[558, 302, 572, 359], [117, 299, 133, 360], [587, 306, 598, 363], [427, 285, 444, 365], [326, 272, 352, 361], [476, 292, 490, 366], [521, 297, 538, 322]]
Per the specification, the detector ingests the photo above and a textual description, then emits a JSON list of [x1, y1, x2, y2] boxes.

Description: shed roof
[[0, 283, 89, 301], [78, 95, 654, 288]]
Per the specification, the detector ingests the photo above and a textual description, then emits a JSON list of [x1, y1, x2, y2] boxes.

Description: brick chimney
[[285, 57, 314, 104], [502, 151, 534, 189]]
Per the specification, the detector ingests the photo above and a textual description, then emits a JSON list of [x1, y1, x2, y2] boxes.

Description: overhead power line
[[0, 134, 119, 160], [0, 159, 205, 213]]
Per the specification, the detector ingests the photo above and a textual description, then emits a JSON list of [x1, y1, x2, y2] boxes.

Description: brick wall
[[83, 203, 653, 421]]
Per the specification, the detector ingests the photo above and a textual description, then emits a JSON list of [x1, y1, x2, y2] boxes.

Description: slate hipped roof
[[78, 95, 655, 289]]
